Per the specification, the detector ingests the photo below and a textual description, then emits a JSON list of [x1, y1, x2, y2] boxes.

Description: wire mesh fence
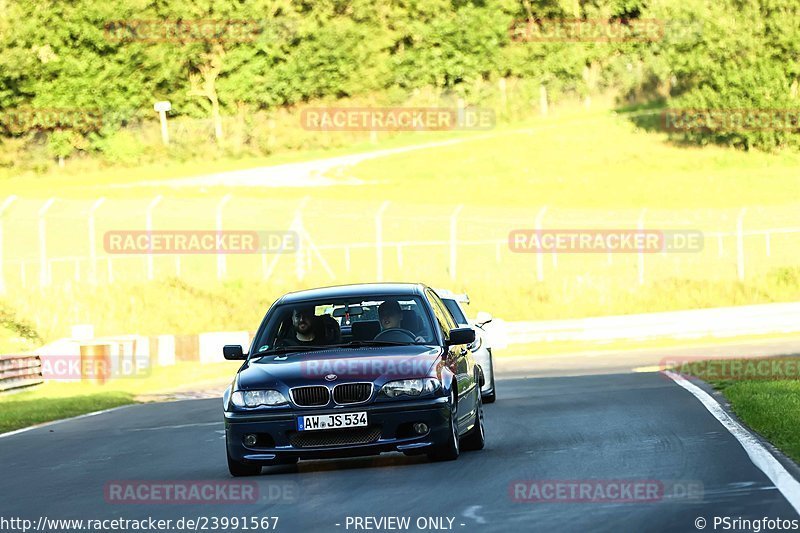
[[1, 195, 799, 292]]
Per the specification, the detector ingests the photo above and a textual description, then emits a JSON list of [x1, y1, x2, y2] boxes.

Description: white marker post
[[38, 198, 56, 287], [154, 101, 172, 145], [535, 206, 548, 282], [0, 195, 17, 294], [736, 208, 747, 281], [88, 197, 105, 285], [146, 195, 163, 280], [449, 205, 463, 280], [216, 194, 233, 280], [375, 201, 390, 281]]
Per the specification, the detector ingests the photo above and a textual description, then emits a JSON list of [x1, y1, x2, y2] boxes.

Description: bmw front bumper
[[225, 396, 451, 463]]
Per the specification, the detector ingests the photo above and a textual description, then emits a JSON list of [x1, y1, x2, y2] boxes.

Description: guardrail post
[[146, 195, 163, 281], [638, 208, 647, 286], [449, 204, 463, 280], [0, 195, 17, 294], [216, 194, 232, 280], [535, 206, 548, 282], [88, 197, 105, 285], [375, 201, 390, 281], [38, 198, 56, 287], [765, 231, 771, 257], [293, 197, 309, 281], [736, 208, 747, 281]]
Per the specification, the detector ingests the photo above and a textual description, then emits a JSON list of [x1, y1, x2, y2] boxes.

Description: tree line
[[0, 0, 798, 167]]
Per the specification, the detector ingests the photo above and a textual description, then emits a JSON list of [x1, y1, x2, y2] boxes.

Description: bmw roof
[[277, 283, 429, 304]]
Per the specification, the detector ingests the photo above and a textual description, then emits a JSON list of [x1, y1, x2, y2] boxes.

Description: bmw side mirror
[[447, 327, 475, 346], [223, 345, 247, 360]]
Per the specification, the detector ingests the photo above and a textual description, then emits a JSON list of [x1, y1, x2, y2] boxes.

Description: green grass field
[[1, 101, 799, 354], [680, 360, 800, 463]]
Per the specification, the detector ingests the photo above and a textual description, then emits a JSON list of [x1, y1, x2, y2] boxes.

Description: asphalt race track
[[2, 371, 799, 532]]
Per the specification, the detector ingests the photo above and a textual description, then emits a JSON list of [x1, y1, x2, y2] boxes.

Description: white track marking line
[[665, 370, 800, 515], [127, 421, 220, 432]]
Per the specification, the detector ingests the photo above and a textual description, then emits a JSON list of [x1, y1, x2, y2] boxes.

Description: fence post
[[146, 195, 163, 281], [736, 208, 747, 281], [88, 197, 105, 285], [449, 205, 463, 280], [638, 208, 647, 286], [375, 201, 390, 281], [38, 198, 56, 287], [539, 85, 548, 116], [292, 197, 310, 281], [535, 206, 548, 282], [216, 194, 233, 280], [0, 195, 17, 294]]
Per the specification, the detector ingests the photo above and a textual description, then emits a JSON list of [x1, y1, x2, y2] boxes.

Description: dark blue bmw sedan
[[222, 283, 486, 476]]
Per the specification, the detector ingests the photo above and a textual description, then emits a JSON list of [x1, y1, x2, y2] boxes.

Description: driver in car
[[378, 300, 425, 342]]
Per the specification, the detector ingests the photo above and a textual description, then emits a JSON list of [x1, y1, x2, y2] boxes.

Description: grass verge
[[0, 362, 239, 434], [680, 359, 800, 464], [0, 392, 135, 434]]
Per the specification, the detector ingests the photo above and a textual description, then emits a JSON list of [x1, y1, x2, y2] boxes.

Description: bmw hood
[[236, 345, 445, 390]]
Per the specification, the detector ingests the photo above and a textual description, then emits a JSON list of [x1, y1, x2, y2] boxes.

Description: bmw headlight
[[381, 378, 440, 398], [231, 389, 288, 408]]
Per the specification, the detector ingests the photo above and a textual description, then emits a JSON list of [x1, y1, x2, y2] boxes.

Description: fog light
[[413, 423, 428, 434], [243, 434, 258, 446]]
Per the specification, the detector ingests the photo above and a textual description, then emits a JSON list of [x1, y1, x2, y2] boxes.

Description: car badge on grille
[[324, 373, 337, 382]]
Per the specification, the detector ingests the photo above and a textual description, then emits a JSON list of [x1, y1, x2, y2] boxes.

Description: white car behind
[[435, 289, 496, 403]]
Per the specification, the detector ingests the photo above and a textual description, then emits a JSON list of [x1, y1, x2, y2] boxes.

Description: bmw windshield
[[251, 295, 437, 357]]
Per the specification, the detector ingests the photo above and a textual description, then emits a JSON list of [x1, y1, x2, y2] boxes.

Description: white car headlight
[[381, 378, 440, 398], [231, 389, 288, 408]]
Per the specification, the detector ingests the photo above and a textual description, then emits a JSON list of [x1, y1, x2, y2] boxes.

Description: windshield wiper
[[326, 340, 416, 348], [254, 345, 330, 357]]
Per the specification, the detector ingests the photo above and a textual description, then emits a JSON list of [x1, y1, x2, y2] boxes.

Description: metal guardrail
[[0, 354, 43, 392]]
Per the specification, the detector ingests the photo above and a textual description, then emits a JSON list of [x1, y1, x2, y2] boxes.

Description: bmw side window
[[425, 290, 451, 342]]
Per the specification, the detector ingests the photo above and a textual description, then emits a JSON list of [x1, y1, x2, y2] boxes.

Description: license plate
[[297, 411, 368, 431]]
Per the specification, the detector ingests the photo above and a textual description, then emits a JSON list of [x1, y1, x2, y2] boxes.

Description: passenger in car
[[279, 305, 320, 347]]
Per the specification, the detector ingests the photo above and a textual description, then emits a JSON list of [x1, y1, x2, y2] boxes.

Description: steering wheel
[[374, 328, 417, 343]]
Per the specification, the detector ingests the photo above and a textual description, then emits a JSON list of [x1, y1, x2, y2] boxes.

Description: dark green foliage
[[0, 0, 796, 162]]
